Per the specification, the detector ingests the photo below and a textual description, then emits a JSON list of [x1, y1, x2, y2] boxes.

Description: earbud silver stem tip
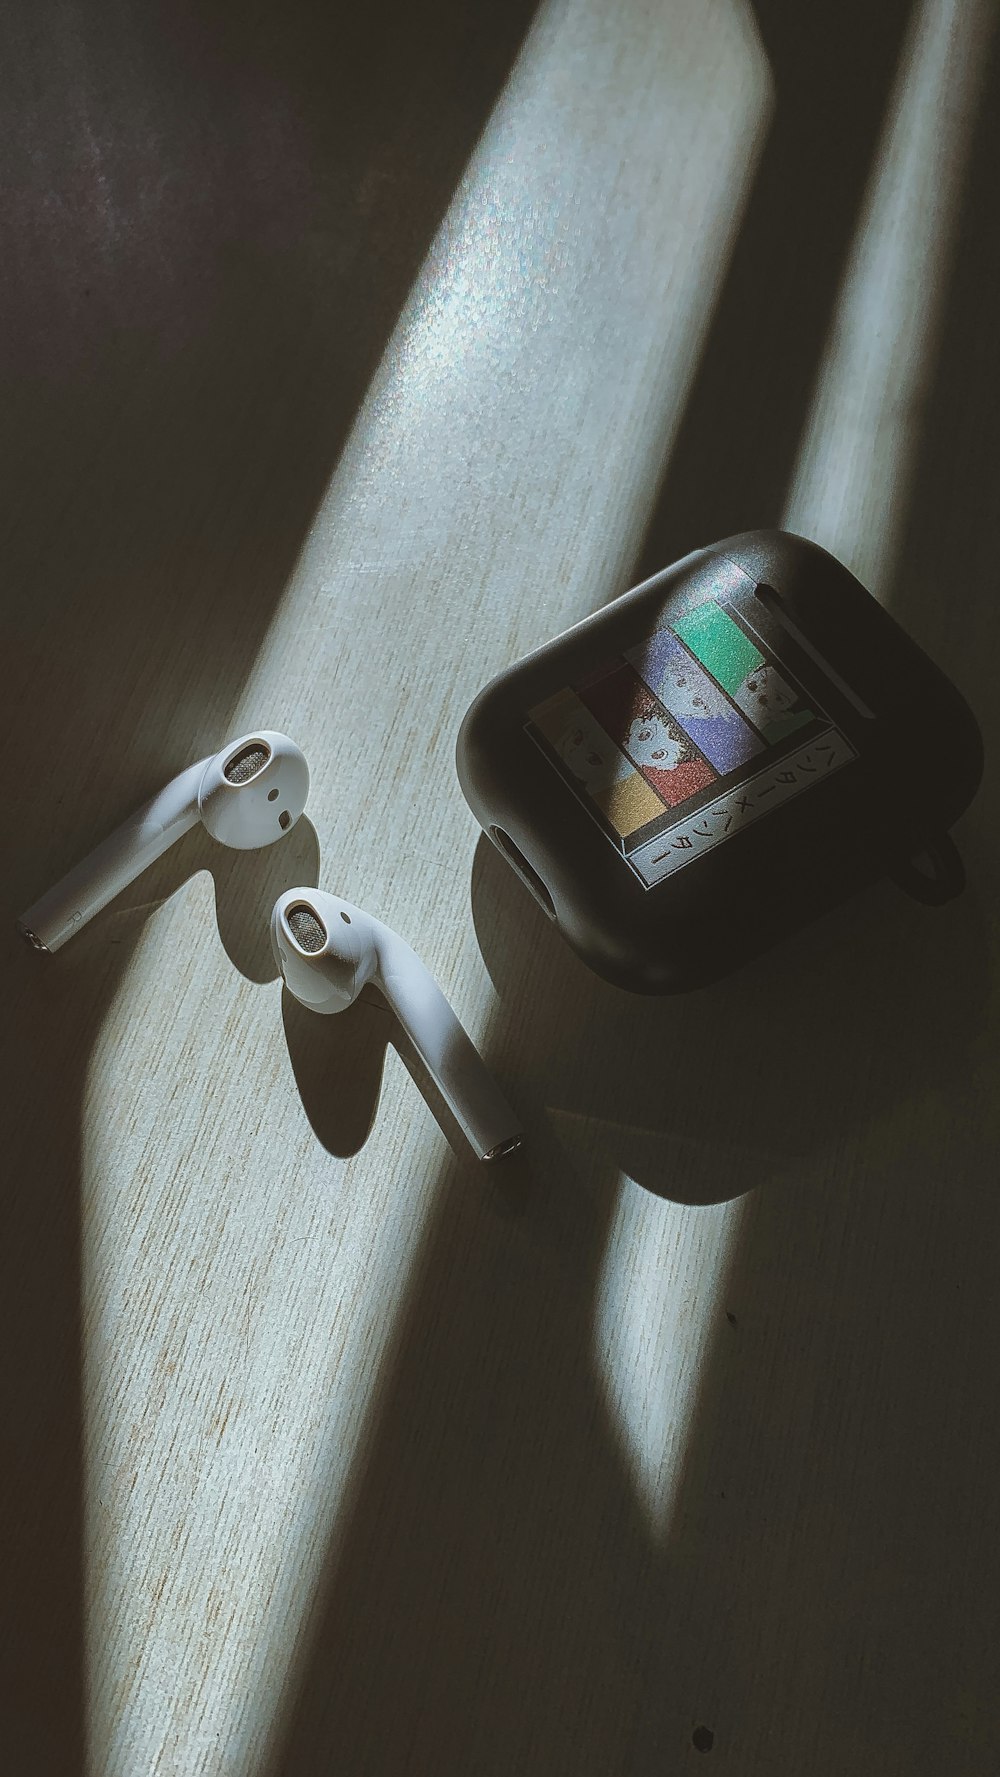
[[482, 1133, 525, 1163], [17, 923, 50, 954]]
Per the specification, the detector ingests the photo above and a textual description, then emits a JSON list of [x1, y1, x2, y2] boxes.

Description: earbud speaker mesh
[[224, 742, 270, 784], [288, 905, 326, 952]]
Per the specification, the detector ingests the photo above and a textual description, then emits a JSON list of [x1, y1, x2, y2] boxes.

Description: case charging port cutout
[[490, 828, 556, 920]]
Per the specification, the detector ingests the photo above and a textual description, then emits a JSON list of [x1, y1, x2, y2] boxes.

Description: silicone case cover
[[456, 531, 983, 993]]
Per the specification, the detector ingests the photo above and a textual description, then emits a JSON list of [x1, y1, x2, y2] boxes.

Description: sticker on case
[[626, 628, 764, 773], [529, 688, 664, 839], [730, 662, 814, 743], [672, 599, 764, 695], [673, 599, 815, 742], [627, 728, 855, 886], [525, 589, 854, 887], [576, 663, 716, 808]]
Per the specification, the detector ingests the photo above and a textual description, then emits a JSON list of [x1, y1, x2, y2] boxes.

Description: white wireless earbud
[[18, 731, 309, 954], [271, 888, 524, 1163]]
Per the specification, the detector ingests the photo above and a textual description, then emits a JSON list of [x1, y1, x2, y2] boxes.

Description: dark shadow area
[[470, 828, 990, 1204], [0, 0, 540, 1766], [262, 4, 1000, 1773], [282, 979, 518, 1169], [281, 988, 393, 1160], [211, 817, 322, 983]]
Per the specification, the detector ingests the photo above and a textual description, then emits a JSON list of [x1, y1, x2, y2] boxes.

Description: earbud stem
[[375, 923, 523, 1162], [17, 760, 207, 952]]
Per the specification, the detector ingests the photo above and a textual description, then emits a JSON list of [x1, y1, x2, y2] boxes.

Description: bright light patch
[[595, 1178, 746, 1538], [784, 0, 996, 596]]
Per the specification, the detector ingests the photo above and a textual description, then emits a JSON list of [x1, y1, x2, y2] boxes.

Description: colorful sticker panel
[[729, 662, 814, 743], [627, 727, 856, 886], [626, 627, 764, 774], [674, 599, 816, 743], [672, 599, 763, 696], [529, 688, 666, 839], [576, 664, 716, 810]]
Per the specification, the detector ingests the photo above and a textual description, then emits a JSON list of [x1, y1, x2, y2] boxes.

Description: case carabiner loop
[[890, 833, 966, 905]]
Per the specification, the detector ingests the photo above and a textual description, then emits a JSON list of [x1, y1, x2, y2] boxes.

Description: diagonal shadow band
[[630, 0, 918, 585]]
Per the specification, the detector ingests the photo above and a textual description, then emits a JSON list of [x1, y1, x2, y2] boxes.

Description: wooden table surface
[[3, 1, 999, 1772]]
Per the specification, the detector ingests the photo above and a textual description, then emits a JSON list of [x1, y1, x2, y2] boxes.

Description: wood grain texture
[[2, 1, 999, 1773]]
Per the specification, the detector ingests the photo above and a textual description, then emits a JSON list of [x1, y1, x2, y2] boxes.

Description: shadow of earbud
[[280, 983, 393, 1159], [211, 814, 322, 982], [280, 973, 527, 1177], [470, 832, 991, 1205]]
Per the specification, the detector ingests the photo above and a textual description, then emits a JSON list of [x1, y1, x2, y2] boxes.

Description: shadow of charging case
[[457, 531, 983, 993]]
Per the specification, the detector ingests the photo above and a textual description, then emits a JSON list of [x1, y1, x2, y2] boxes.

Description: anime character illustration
[[626, 625, 764, 773], [738, 664, 797, 721], [657, 663, 729, 723], [540, 693, 667, 838], [556, 719, 622, 792], [625, 703, 687, 772], [573, 667, 716, 812], [732, 661, 813, 741]]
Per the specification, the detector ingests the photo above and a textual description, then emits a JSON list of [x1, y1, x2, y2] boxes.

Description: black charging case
[[457, 531, 983, 993]]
